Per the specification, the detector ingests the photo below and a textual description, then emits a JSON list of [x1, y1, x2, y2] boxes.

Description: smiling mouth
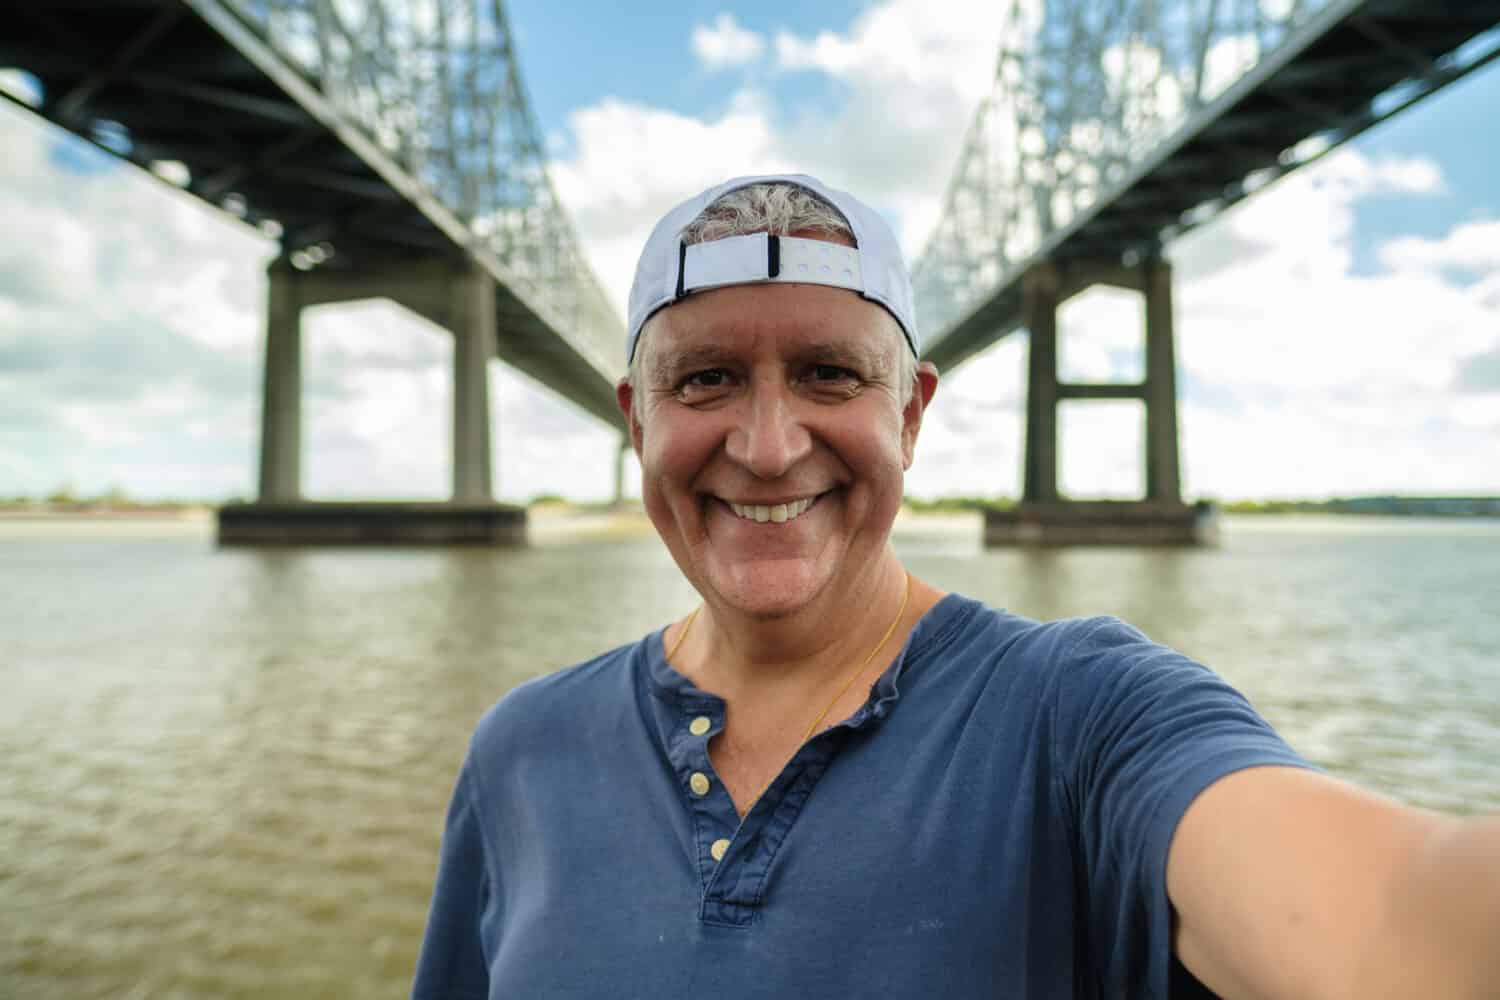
[[723, 494, 821, 524]]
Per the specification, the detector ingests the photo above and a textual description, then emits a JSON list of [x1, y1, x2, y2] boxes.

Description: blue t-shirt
[[413, 594, 1309, 998]]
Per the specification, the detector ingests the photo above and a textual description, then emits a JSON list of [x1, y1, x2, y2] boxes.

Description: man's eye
[[683, 369, 729, 388], [811, 365, 857, 382], [674, 369, 736, 400]]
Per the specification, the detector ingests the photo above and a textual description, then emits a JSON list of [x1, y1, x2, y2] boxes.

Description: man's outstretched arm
[[1168, 766, 1500, 999]]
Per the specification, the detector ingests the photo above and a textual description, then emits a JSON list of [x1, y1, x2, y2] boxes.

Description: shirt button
[[710, 838, 731, 861], [689, 772, 710, 796], [689, 716, 711, 736]]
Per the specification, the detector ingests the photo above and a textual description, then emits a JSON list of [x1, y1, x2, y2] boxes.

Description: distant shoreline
[[0, 505, 212, 520], [1, 497, 1497, 521], [1216, 497, 1500, 517], [902, 497, 1500, 518]]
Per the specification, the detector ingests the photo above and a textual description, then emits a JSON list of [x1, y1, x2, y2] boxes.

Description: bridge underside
[[0, 0, 622, 430]]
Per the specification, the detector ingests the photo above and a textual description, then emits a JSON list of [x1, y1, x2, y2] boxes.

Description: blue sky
[[0, 2, 1497, 503], [1343, 65, 1500, 273], [509, 1, 870, 136]]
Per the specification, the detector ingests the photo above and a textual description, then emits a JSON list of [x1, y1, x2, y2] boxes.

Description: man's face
[[618, 275, 935, 621]]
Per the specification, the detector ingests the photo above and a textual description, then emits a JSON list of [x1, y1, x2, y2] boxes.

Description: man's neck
[[665, 557, 943, 817], [669, 554, 917, 703]]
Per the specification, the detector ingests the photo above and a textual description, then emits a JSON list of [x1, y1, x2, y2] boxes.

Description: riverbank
[[6, 493, 1500, 523], [5, 496, 1500, 529]]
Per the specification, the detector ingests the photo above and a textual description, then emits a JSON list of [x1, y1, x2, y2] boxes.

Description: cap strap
[[680, 233, 863, 297]]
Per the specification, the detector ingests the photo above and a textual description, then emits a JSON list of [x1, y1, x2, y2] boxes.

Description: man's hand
[[1168, 766, 1500, 999]]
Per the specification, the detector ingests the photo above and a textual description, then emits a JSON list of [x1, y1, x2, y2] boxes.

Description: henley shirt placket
[[653, 646, 900, 929]]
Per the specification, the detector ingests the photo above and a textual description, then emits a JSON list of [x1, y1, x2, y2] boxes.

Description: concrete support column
[[258, 259, 302, 501], [452, 261, 496, 502], [1022, 263, 1060, 503], [1143, 258, 1181, 503]]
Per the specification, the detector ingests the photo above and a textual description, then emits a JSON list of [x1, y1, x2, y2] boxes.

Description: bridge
[[912, 0, 1500, 542], [2, 0, 1497, 543]]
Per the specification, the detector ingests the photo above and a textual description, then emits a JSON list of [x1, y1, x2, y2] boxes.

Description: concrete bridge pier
[[257, 257, 303, 503], [450, 259, 496, 504], [218, 255, 526, 545], [986, 257, 1216, 546]]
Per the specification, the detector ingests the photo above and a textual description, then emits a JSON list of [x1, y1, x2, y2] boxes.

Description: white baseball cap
[[625, 173, 920, 363]]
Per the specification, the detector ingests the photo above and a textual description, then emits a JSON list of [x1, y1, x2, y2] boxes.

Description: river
[[2, 511, 1497, 997]]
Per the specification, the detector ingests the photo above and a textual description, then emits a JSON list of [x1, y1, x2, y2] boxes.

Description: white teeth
[[727, 496, 817, 523]]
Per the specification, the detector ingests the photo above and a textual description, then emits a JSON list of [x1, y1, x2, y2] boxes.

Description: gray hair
[[630, 182, 917, 418], [680, 183, 856, 245]]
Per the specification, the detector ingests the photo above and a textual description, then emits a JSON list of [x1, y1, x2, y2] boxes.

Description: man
[[413, 174, 1498, 998]]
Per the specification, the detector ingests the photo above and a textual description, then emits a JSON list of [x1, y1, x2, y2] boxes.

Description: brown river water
[[2, 510, 1497, 997]]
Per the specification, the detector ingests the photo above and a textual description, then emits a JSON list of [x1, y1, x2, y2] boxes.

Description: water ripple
[[2, 515, 1496, 996]]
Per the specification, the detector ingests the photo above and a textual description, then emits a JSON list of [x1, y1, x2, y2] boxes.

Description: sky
[[1, 1, 1498, 503]]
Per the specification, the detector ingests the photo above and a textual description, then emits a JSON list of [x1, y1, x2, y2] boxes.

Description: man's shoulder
[[470, 637, 644, 754], [925, 597, 1209, 722], [933, 594, 1145, 675]]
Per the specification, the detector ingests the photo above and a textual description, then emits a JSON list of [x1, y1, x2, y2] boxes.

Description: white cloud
[[774, 30, 859, 75], [1366, 156, 1445, 195], [1164, 152, 1500, 497], [1172, 151, 1492, 389], [774, 0, 1003, 95], [1379, 219, 1500, 274], [692, 13, 766, 70]]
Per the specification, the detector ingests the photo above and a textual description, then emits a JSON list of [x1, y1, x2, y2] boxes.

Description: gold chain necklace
[[666, 572, 912, 787], [792, 570, 911, 745]]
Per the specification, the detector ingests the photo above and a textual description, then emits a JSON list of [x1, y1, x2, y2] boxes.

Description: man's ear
[[901, 362, 940, 470], [616, 378, 644, 456]]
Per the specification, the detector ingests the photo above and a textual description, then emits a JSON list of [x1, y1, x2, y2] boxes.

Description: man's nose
[[725, 381, 812, 479]]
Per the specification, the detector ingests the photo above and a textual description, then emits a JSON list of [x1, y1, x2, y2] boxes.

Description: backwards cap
[[625, 173, 920, 364]]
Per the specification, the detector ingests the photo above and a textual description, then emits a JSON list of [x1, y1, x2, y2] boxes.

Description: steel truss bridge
[[2, 0, 622, 432], [2, 0, 1498, 542], [915, 0, 1500, 371]]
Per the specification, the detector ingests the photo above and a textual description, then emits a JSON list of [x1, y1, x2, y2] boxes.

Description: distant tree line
[[3, 490, 1495, 518], [900, 496, 1500, 517], [0, 485, 197, 511], [1222, 496, 1500, 517], [902, 496, 1016, 513]]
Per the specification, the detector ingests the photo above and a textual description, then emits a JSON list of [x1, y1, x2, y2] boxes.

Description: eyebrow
[[648, 345, 731, 384], [793, 338, 890, 371], [649, 338, 892, 382]]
